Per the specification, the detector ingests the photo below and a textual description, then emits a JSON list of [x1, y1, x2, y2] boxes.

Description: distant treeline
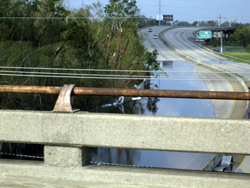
[[0, 0, 158, 111], [203, 24, 250, 50], [228, 24, 250, 51]]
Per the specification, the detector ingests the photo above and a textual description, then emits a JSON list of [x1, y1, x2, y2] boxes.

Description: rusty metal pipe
[[0, 85, 250, 100], [0, 85, 61, 94]]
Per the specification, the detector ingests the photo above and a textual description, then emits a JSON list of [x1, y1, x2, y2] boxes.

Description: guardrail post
[[44, 146, 90, 167], [52, 84, 79, 113]]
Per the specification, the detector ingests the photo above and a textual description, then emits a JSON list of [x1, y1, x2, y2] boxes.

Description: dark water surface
[[92, 61, 216, 170]]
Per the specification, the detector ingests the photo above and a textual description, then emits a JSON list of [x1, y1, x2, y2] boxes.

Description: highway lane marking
[[227, 81, 236, 119], [145, 26, 242, 171], [235, 155, 247, 172], [161, 26, 244, 172], [200, 72, 236, 170], [183, 153, 201, 170]]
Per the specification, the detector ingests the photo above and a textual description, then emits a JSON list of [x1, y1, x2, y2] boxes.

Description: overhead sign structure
[[199, 31, 212, 39], [163, 15, 173, 22]]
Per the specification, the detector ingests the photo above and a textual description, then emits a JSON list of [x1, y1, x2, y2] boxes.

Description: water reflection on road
[[142, 61, 214, 117], [92, 61, 216, 170]]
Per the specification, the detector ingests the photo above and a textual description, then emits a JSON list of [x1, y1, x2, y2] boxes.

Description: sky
[[67, 0, 250, 23]]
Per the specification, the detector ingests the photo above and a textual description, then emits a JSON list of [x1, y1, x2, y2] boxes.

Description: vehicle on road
[[153, 34, 158, 39], [148, 28, 152, 32], [195, 38, 204, 42]]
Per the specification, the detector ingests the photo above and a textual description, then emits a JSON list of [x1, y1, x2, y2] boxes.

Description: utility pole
[[82, 0, 84, 8], [159, 0, 161, 26], [198, 14, 200, 27], [218, 14, 221, 27], [220, 32, 223, 54], [219, 14, 223, 54]]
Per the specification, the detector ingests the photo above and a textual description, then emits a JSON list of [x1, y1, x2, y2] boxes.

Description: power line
[[0, 66, 249, 75], [0, 71, 249, 81], [1, 73, 247, 81], [0, 69, 242, 79], [0, 66, 160, 73], [0, 16, 146, 20], [0, 70, 155, 79]]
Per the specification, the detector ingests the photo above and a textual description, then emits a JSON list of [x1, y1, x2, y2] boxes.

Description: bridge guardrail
[[0, 85, 250, 187]]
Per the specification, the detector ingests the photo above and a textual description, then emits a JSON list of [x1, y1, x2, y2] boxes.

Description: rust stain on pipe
[[0, 85, 61, 94], [0, 85, 250, 100], [74, 87, 250, 100]]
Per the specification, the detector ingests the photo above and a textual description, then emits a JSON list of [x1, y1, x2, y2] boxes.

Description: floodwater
[[91, 61, 217, 171], [0, 61, 235, 171], [203, 60, 235, 64]]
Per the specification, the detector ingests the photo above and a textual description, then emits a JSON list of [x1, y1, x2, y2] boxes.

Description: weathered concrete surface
[[1, 110, 250, 154], [0, 176, 159, 188], [44, 146, 88, 167], [0, 159, 250, 188]]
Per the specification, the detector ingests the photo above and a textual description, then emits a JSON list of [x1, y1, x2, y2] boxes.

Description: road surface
[[163, 26, 250, 87], [141, 26, 248, 119], [141, 26, 249, 172], [141, 26, 183, 61]]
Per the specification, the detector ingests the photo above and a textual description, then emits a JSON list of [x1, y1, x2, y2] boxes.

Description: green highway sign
[[199, 31, 212, 39]]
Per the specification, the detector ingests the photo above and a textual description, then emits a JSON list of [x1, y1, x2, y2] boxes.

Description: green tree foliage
[[177, 21, 191, 26], [0, 0, 157, 111], [33, 0, 69, 46], [230, 24, 250, 47], [246, 44, 250, 53], [104, 0, 138, 18]]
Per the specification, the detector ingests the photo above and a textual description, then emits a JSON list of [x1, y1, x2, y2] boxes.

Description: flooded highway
[[91, 60, 236, 170], [1, 26, 248, 173], [92, 26, 248, 171]]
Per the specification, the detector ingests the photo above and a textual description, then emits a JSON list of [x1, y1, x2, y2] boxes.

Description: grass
[[223, 51, 250, 61], [213, 48, 250, 64]]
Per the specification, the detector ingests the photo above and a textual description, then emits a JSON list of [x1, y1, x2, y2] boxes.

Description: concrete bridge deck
[[1, 159, 250, 188]]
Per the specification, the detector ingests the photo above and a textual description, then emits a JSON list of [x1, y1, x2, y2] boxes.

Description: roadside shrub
[[246, 44, 250, 53]]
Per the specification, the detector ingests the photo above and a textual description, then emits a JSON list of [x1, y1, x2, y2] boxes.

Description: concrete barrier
[[0, 159, 250, 188], [1, 110, 250, 187], [1, 110, 250, 154]]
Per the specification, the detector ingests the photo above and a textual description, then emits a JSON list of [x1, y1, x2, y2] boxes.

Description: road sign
[[213, 31, 225, 38], [199, 31, 212, 39], [163, 15, 173, 21]]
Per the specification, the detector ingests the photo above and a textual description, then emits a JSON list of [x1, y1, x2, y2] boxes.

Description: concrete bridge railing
[[1, 110, 250, 187]]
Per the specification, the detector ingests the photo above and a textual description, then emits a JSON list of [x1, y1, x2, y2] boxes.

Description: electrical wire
[[0, 70, 154, 79], [0, 70, 247, 80], [0, 65, 250, 75], [0, 16, 146, 20], [1, 15, 250, 20], [0, 72, 249, 81], [0, 66, 162, 73]]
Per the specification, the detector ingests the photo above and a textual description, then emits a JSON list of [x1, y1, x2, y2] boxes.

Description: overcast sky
[[68, 0, 250, 23]]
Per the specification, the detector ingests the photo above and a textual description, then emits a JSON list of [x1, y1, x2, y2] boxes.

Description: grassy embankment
[[205, 40, 250, 64], [217, 51, 250, 64], [210, 47, 250, 64]]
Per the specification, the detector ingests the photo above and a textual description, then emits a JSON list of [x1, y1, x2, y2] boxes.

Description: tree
[[104, 0, 140, 67], [231, 24, 250, 47], [0, 0, 156, 111], [33, 0, 69, 46], [104, 0, 139, 18], [177, 21, 191, 26], [246, 44, 250, 53]]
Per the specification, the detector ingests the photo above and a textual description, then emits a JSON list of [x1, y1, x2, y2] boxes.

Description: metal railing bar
[[0, 85, 250, 100]]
